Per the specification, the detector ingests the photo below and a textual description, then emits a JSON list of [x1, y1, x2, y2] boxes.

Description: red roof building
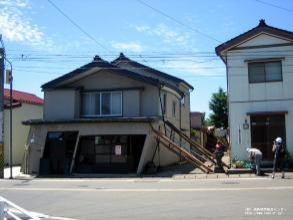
[[3, 89, 44, 106]]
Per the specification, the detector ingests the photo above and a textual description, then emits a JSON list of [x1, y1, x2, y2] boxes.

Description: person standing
[[247, 148, 262, 176], [214, 140, 224, 172], [272, 137, 285, 179]]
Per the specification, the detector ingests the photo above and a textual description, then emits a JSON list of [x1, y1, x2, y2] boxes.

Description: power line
[[254, 0, 293, 13], [136, 0, 221, 43], [7, 49, 293, 57], [47, 0, 112, 53]]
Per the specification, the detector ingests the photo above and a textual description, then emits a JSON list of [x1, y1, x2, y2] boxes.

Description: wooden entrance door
[[250, 114, 286, 160]]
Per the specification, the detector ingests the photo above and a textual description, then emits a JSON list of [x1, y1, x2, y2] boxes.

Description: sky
[[0, 0, 293, 116]]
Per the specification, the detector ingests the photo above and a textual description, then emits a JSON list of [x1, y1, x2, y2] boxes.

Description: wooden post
[[69, 134, 80, 175]]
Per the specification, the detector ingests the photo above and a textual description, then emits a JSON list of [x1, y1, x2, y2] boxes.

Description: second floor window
[[172, 101, 177, 117], [181, 96, 185, 106], [248, 61, 282, 83], [81, 91, 122, 117], [161, 92, 167, 115]]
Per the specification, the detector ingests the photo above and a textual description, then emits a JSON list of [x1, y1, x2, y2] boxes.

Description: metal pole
[[4, 55, 13, 179], [9, 71, 12, 179], [0, 47, 4, 179]]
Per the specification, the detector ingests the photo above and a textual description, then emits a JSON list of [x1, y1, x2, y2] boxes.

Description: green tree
[[209, 87, 228, 128]]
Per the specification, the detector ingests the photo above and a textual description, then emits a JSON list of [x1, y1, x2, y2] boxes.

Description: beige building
[[4, 89, 43, 165], [216, 20, 293, 160], [24, 53, 193, 175]]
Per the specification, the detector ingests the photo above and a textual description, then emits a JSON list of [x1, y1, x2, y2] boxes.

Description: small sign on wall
[[243, 119, 249, 130], [115, 145, 122, 155]]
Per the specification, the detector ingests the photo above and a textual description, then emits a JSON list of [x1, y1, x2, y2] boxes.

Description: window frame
[[81, 91, 122, 117], [181, 96, 185, 107], [161, 92, 167, 115], [172, 101, 177, 118], [248, 60, 283, 84]]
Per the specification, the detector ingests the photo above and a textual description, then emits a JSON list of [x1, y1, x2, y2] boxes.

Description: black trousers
[[273, 156, 284, 173]]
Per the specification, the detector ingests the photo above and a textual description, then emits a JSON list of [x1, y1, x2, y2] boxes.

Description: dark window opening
[[172, 101, 177, 117], [162, 92, 167, 115], [250, 114, 286, 160], [40, 131, 78, 175], [75, 135, 145, 173]]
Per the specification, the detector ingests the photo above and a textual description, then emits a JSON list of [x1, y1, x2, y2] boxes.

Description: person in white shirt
[[272, 137, 285, 179], [246, 148, 262, 176]]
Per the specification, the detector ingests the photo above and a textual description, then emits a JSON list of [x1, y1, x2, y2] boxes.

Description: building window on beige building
[[172, 101, 177, 117], [161, 92, 167, 115], [81, 91, 122, 117], [181, 96, 185, 106], [248, 61, 282, 83]]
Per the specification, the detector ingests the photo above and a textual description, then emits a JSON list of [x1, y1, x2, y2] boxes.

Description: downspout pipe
[[158, 85, 167, 135], [223, 53, 231, 165], [179, 95, 183, 160]]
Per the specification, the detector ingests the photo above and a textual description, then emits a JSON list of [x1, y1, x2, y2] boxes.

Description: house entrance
[[75, 135, 145, 173], [40, 131, 78, 175], [250, 114, 286, 160]]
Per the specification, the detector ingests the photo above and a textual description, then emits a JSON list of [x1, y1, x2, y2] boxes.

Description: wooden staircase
[[151, 121, 230, 174]]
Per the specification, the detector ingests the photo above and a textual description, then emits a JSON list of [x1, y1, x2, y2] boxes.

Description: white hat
[[275, 137, 282, 144]]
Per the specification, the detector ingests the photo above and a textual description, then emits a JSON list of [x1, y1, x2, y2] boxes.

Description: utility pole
[[7, 60, 13, 179], [0, 35, 13, 179], [0, 47, 4, 179]]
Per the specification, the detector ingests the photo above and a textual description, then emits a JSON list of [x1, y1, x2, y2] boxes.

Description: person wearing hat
[[272, 137, 285, 179], [247, 147, 262, 176], [214, 140, 225, 172]]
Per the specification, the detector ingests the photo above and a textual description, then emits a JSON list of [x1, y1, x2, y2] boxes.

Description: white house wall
[[4, 103, 43, 165], [229, 101, 293, 160], [226, 36, 293, 160]]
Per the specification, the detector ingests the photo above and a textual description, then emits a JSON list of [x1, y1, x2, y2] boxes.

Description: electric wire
[[47, 0, 112, 53], [254, 0, 293, 13], [136, 0, 221, 43]]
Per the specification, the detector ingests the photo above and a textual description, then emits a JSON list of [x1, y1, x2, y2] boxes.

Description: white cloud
[[162, 57, 225, 77], [0, 0, 29, 8], [0, 0, 54, 49], [135, 25, 150, 32], [135, 23, 190, 46], [111, 41, 143, 53]]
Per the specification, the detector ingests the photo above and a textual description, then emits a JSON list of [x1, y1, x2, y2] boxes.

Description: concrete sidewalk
[[3, 165, 293, 181], [3, 166, 34, 179]]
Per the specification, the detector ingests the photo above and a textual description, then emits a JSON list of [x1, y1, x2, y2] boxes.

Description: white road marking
[[30, 211, 77, 220], [1, 186, 293, 192]]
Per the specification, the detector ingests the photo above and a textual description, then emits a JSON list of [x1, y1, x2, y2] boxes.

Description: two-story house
[[23, 53, 193, 175], [216, 20, 293, 161]]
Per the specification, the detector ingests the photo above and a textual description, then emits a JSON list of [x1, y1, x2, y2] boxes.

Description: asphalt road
[[1, 176, 293, 220]]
